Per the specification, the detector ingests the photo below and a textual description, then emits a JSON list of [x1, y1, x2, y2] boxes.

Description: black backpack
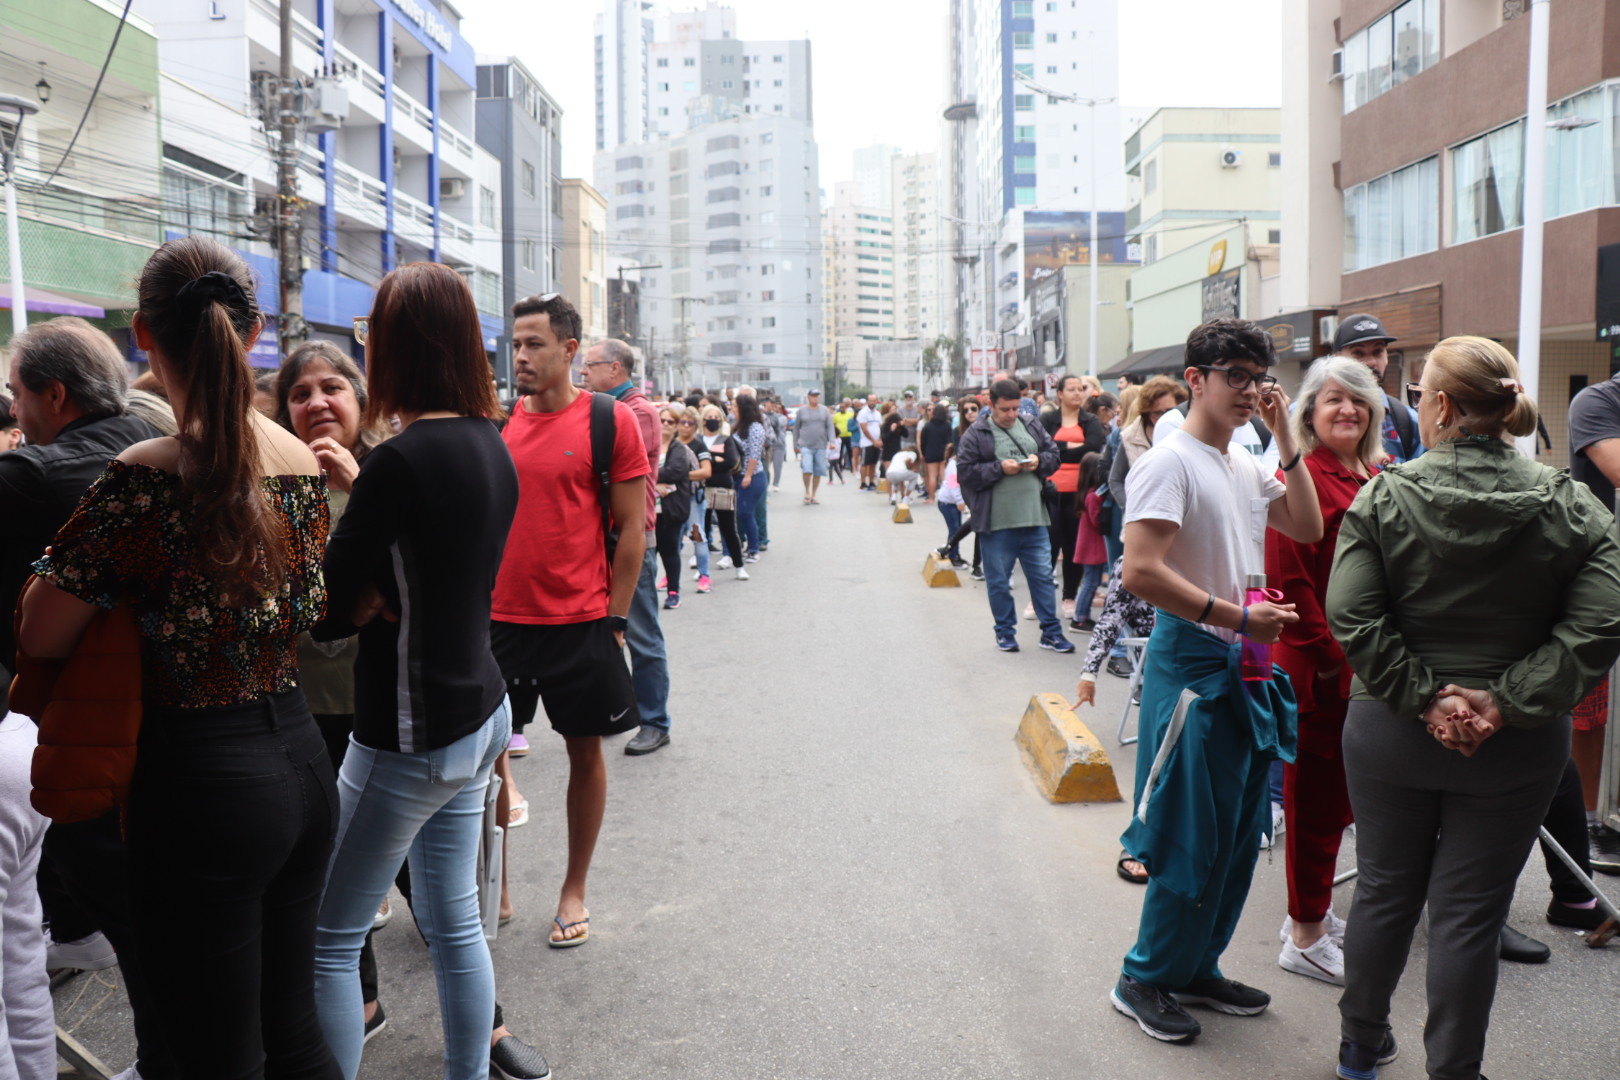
[[587, 392, 619, 562]]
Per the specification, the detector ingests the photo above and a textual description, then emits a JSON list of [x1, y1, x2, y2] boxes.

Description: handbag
[[10, 576, 144, 824], [709, 486, 737, 512]]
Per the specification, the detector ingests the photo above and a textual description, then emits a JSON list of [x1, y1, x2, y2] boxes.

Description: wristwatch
[[607, 615, 629, 635]]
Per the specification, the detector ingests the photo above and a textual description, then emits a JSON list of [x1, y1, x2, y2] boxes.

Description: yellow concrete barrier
[[1015, 693, 1123, 804], [877, 478, 890, 493], [891, 502, 912, 524], [921, 553, 960, 587]]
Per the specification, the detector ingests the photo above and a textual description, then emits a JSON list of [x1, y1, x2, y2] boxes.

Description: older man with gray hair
[[582, 338, 675, 755], [1, 316, 177, 1079]]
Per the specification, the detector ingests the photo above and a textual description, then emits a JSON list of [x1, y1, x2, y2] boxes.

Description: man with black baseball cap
[[1333, 313, 1423, 464]]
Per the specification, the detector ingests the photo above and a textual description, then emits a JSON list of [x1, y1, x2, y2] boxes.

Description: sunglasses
[[679, 419, 697, 426], [1194, 365, 1278, 392], [660, 418, 677, 425], [520, 292, 563, 306]]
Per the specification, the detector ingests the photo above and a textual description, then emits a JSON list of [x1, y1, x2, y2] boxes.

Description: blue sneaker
[[1040, 634, 1076, 654], [1336, 1033, 1398, 1080], [996, 634, 1019, 652]]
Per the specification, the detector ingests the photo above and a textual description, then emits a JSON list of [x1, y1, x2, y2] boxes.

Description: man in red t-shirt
[[491, 294, 648, 948], [582, 339, 674, 757]]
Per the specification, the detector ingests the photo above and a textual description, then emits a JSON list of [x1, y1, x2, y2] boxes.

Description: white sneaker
[[717, 555, 734, 570], [689, 556, 697, 569], [736, 567, 750, 580], [1260, 801, 1285, 849], [1280, 909, 1347, 947], [47, 931, 118, 972], [1278, 931, 1345, 986]]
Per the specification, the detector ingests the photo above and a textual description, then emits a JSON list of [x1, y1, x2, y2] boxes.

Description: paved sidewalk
[[53, 478, 1618, 1079]]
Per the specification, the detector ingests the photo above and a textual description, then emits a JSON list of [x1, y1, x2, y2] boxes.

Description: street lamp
[[1013, 70, 1116, 381], [0, 92, 41, 333]]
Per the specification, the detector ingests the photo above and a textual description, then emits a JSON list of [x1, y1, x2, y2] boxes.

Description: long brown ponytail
[[136, 236, 286, 599]]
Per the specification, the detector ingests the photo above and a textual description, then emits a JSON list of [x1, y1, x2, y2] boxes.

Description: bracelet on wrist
[[1280, 450, 1303, 472], [1239, 606, 1250, 636], [1196, 592, 1215, 623]]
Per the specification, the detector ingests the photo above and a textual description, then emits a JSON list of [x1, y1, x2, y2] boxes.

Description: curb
[[1015, 693, 1123, 804]]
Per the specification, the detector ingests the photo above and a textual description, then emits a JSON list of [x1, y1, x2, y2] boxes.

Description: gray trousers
[[1339, 699, 1570, 1080]]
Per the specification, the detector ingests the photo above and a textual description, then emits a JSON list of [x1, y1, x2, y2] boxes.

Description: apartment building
[[892, 150, 948, 344], [561, 178, 609, 341]]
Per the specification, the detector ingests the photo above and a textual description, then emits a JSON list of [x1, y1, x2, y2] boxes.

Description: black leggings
[[1047, 489, 1083, 600], [655, 511, 685, 593], [704, 492, 744, 564], [131, 691, 342, 1080], [945, 518, 981, 570]]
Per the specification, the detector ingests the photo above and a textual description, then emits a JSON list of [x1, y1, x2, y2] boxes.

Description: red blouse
[[1265, 445, 1376, 756]]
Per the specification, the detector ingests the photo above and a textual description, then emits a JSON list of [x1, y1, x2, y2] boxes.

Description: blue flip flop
[[549, 915, 589, 948]]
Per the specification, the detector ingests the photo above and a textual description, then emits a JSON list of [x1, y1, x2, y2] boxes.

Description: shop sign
[[1201, 268, 1241, 322]]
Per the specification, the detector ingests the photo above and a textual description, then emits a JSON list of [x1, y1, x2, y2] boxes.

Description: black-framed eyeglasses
[[352, 317, 369, 346], [1405, 382, 1466, 415], [1194, 365, 1278, 392]]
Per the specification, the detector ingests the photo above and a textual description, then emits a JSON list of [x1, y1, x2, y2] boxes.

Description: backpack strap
[[1251, 414, 1273, 453], [588, 392, 617, 547], [1386, 394, 1417, 460]]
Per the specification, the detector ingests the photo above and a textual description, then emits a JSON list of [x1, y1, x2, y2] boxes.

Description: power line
[[41, 0, 134, 186]]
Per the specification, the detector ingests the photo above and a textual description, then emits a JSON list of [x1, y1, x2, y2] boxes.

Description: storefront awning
[[1099, 343, 1185, 379], [0, 284, 106, 320]]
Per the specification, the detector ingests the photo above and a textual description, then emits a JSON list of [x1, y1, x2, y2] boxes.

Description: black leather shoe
[[624, 725, 670, 756], [491, 1034, 552, 1080], [1546, 899, 1608, 931], [1498, 923, 1550, 964], [1106, 656, 1134, 679]]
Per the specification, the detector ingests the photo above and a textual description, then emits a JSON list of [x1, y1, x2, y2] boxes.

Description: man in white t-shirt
[[1151, 401, 1282, 474], [856, 394, 882, 491], [1111, 318, 1322, 1044]]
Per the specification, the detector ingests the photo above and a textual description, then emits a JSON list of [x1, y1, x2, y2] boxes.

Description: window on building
[[1014, 154, 1036, 172], [683, 81, 696, 92], [521, 160, 535, 197], [1015, 187, 1036, 207], [762, 316, 776, 327], [523, 239, 535, 270], [657, 81, 670, 91], [478, 185, 495, 227], [160, 164, 243, 242], [760, 185, 772, 196], [722, 80, 733, 89], [762, 290, 774, 301], [1343, 155, 1439, 269], [773, 54, 784, 62], [1014, 125, 1036, 141], [1046, 1, 1057, 8], [761, 264, 775, 275], [1013, 1, 1033, 14], [1547, 87, 1606, 219], [1014, 94, 1035, 111], [683, 57, 695, 66], [1013, 31, 1033, 49], [774, 104, 783, 112], [1343, 0, 1438, 113], [1452, 123, 1523, 244], [659, 106, 670, 116], [1268, 152, 1282, 167], [1143, 158, 1157, 195], [1268, 229, 1282, 244], [1014, 63, 1034, 79], [657, 58, 669, 67], [1046, 65, 1058, 74], [1045, 32, 1058, 43]]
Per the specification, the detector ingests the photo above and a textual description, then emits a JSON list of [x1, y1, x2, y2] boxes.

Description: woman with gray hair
[[1264, 355, 1384, 989]]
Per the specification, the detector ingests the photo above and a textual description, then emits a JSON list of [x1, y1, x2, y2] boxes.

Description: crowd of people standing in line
[[0, 236, 825, 1080], [2, 233, 1620, 1080]]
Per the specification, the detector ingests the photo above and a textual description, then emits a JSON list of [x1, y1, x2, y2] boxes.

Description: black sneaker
[[1335, 1032, 1398, 1080], [624, 725, 670, 756], [1110, 974, 1201, 1042], [363, 1002, 387, 1045], [969, 567, 985, 581], [491, 1034, 553, 1080], [1106, 656, 1134, 679], [1070, 617, 1096, 632], [949, 556, 969, 568], [1590, 823, 1620, 874], [996, 634, 1019, 653], [1171, 976, 1270, 1016]]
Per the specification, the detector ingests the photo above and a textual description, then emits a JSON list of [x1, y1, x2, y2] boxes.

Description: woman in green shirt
[[1325, 336, 1620, 1080]]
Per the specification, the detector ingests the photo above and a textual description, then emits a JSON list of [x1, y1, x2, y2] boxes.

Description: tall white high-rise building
[[891, 150, 947, 344], [944, 0, 1124, 352], [595, 2, 822, 396], [595, 0, 654, 151], [852, 144, 901, 214]]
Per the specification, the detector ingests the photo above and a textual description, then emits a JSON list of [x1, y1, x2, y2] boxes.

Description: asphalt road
[[54, 475, 1620, 1079]]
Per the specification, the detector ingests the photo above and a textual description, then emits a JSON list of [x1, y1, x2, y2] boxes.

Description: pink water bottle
[[1241, 573, 1278, 682]]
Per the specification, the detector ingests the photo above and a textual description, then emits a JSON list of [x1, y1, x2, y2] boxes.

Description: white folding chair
[[1116, 637, 1150, 746], [477, 771, 504, 943]]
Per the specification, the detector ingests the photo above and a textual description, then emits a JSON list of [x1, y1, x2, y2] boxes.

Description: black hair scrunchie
[[176, 270, 251, 314]]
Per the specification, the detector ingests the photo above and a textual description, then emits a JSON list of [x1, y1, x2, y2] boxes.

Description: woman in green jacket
[[1325, 336, 1620, 1080]]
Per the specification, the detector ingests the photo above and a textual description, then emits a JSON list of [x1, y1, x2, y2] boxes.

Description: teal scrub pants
[[1122, 703, 1272, 989]]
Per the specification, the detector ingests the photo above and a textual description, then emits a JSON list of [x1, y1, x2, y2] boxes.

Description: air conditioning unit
[[1219, 147, 1242, 169], [1319, 314, 1340, 344], [1329, 48, 1345, 82], [306, 77, 349, 134], [440, 177, 467, 199]]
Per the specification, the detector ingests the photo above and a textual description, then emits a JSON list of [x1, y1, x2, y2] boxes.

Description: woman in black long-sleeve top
[[1040, 377, 1112, 614], [311, 263, 518, 1080]]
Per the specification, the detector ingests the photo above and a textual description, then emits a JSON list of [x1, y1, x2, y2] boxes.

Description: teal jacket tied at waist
[[1122, 613, 1298, 903]]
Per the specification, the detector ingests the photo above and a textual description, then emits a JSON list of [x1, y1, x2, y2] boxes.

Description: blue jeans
[[629, 540, 672, 730], [682, 493, 709, 578], [938, 502, 962, 558], [314, 700, 510, 1080], [980, 525, 1064, 641], [1075, 562, 1105, 619], [737, 474, 766, 554]]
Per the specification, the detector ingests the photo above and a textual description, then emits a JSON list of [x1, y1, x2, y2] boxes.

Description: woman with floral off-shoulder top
[[20, 236, 343, 1080]]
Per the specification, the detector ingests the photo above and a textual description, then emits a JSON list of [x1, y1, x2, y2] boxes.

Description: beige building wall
[[1125, 107, 1282, 265], [561, 179, 609, 342]]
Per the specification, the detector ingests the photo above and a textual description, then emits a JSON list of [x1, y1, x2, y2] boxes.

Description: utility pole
[[0, 94, 40, 333], [1515, 0, 1550, 455], [277, 0, 306, 358], [674, 294, 708, 394]]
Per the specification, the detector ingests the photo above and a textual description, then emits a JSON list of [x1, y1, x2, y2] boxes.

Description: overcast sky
[[458, 0, 1283, 191]]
